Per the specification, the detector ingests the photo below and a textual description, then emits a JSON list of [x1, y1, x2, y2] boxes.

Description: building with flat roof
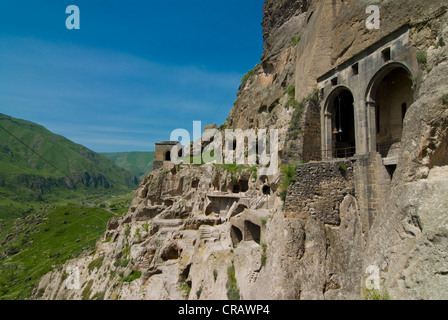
[[153, 141, 183, 170]]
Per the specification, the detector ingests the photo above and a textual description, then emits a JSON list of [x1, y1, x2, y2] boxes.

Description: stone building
[[153, 141, 183, 170], [317, 26, 417, 162], [286, 25, 419, 230]]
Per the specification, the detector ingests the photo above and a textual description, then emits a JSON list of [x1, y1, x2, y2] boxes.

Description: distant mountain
[[0, 113, 139, 217], [101, 152, 155, 181]]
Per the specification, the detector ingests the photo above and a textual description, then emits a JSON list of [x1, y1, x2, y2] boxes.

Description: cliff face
[[33, 2, 448, 300], [363, 20, 448, 299]]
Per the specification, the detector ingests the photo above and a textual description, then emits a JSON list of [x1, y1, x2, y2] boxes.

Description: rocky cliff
[[33, 1, 448, 300]]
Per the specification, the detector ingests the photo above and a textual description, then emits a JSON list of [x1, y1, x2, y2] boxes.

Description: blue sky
[[0, 1, 264, 152]]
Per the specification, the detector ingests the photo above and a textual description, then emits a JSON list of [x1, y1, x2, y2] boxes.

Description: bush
[[180, 280, 191, 297], [91, 290, 106, 300], [284, 85, 295, 98], [226, 263, 240, 300], [291, 35, 301, 46], [114, 258, 129, 268], [286, 97, 299, 109], [120, 270, 142, 283], [337, 162, 347, 173], [124, 224, 130, 237], [216, 163, 257, 180], [213, 269, 218, 282], [261, 243, 267, 267], [134, 228, 141, 240], [241, 69, 255, 85], [361, 286, 390, 300], [81, 280, 93, 300], [279, 163, 299, 201], [122, 246, 130, 258], [88, 256, 104, 272], [417, 50, 428, 65]]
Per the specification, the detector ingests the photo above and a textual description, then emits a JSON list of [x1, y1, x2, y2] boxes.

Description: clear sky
[[0, 0, 264, 152]]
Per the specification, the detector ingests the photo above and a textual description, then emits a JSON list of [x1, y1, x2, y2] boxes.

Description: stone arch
[[244, 220, 261, 244], [262, 185, 271, 195], [233, 204, 247, 217], [323, 86, 356, 159], [365, 63, 415, 157], [231, 225, 243, 247], [165, 150, 171, 161], [232, 179, 249, 193]]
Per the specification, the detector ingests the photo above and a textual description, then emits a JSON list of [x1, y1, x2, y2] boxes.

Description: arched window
[[367, 65, 414, 157], [324, 87, 356, 159]]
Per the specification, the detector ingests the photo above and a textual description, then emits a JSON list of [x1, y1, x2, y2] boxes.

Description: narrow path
[[103, 208, 119, 216]]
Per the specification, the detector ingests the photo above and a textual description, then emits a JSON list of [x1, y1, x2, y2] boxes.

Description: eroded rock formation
[[33, 1, 448, 300]]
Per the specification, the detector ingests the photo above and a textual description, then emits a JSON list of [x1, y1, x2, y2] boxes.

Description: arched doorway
[[165, 150, 171, 161], [367, 65, 414, 157], [324, 88, 356, 158]]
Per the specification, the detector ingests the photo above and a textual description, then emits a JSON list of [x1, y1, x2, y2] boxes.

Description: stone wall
[[285, 160, 355, 225], [353, 153, 393, 230], [154, 142, 182, 170]]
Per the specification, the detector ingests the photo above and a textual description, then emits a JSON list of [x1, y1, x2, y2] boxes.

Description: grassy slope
[[0, 113, 138, 218], [101, 152, 155, 181], [0, 113, 140, 299], [0, 193, 133, 300], [0, 113, 138, 183]]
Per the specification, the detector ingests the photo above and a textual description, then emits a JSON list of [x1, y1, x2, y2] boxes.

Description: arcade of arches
[[322, 65, 414, 160]]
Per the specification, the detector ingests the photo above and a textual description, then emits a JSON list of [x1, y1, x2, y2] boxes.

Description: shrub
[[124, 224, 130, 237], [120, 270, 142, 283], [337, 162, 347, 174], [91, 290, 106, 300], [213, 269, 218, 282], [279, 163, 299, 201], [241, 69, 255, 85], [122, 246, 130, 258], [284, 85, 296, 97], [218, 121, 228, 131], [361, 286, 390, 300], [81, 280, 93, 300], [261, 243, 267, 267], [134, 228, 141, 240], [114, 258, 129, 268], [417, 50, 428, 65], [226, 263, 240, 300], [88, 256, 104, 272], [286, 97, 299, 109], [180, 280, 191, 297], [216, 163, 257, 180], [291, 35, 301, 46]]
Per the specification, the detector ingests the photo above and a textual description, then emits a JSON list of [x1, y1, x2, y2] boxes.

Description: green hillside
[[0, 113, 139, 218], [0, 193, 133, 300], [101, 151, 155, 180]]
